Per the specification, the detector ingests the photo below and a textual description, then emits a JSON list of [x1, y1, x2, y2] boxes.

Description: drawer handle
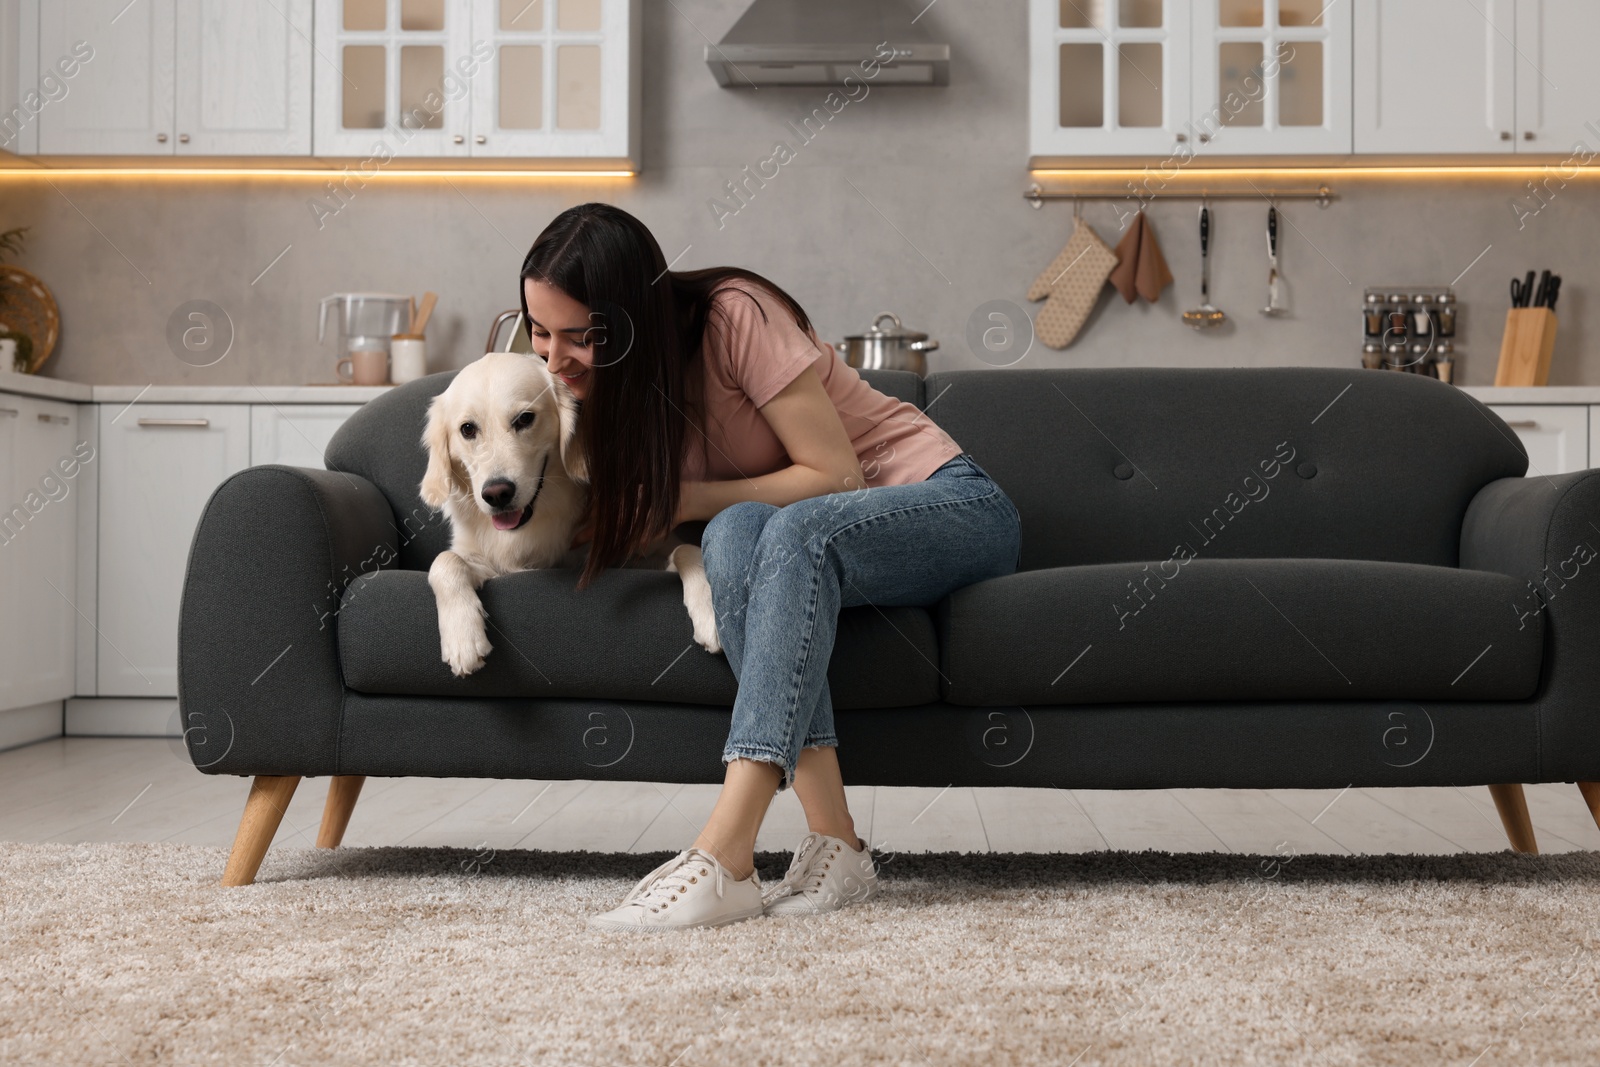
[[37, 413, 69, 424], [137, 417, 210, 428], [1504, 420, 1538, 429], [0, 407, 17, 417]]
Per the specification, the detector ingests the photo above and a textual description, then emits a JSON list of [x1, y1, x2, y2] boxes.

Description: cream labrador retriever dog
[[420, 351, 719, 677]]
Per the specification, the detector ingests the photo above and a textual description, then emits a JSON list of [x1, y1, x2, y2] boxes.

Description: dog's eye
[[460, 422, 478, 440], [512, 411, 535, 431]]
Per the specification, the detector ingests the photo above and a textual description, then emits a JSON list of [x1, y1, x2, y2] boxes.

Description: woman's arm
[[679, 363, 866, 523]]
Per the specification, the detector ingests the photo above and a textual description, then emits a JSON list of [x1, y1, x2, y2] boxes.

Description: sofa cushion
[[936, 558, 1541, 706], [338, 567, 941, 708], [920, 367, 1528, 572]]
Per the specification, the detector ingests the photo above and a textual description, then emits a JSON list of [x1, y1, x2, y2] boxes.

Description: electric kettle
[[318, 293, 411, 360]]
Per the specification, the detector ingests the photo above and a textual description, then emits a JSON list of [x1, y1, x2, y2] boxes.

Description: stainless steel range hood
[[706, 0, 950, 88]]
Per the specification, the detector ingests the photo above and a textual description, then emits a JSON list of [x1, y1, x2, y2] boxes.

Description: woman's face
[[523, 278, 597, 399]]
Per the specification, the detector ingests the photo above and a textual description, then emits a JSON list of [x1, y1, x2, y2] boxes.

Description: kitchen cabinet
[[250, 404, 362, 468], [1489, 404, 1587, 476], [0, 396, 82, 714], [314, 0, 640, 163], [1190, 0, 1351, 154], [1353, 0, 1517, 154], [96, 404, 250, 697], [1513, 0, 1600, 151], [1030, 0, 1349, 158], [1029, 0, 1192, 157], [36, 0, 175, 155], [34, 0, 312, 156]]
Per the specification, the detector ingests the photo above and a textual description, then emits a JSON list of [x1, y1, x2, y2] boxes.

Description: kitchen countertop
[[6, 368, 1600, 406], [0, 369, 393, 404]]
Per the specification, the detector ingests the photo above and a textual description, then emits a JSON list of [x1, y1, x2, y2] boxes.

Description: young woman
[[518, 203, 1021, 930]]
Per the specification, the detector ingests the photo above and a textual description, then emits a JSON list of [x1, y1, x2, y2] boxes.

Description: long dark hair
[[519, 202, 815, 590]]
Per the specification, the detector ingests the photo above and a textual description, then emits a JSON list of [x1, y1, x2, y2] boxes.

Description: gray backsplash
[[4, 0, 1594, 388]]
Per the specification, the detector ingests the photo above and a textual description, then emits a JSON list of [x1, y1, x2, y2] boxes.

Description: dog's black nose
[[482, 479, 517, 508]]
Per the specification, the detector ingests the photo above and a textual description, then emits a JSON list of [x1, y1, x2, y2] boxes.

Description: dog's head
[[420, 352, 586, 530]]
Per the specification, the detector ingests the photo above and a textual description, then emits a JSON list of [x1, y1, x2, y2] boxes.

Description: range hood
[[706, 0, 950, 88]]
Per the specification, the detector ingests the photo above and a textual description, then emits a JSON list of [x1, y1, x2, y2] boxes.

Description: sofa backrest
[[923, 367, 1529, 571], [324, 365, 924, 572]]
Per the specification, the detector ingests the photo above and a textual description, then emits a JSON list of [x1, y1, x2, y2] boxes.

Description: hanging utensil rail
[[1025, 182, 1335, 209]]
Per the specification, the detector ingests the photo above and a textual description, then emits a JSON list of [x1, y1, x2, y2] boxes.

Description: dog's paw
[[690, 607, 722, 654], [440, 615, 493, 677]]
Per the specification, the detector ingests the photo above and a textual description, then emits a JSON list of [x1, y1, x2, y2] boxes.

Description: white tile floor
[[3, 737, 1599, 858]]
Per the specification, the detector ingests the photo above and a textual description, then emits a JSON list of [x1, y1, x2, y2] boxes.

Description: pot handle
[[873, 312, 903, 332], [909, 340, 940, 352]]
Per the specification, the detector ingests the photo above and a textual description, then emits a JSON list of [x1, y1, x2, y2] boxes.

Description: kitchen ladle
[[1182, 205, 1226, 330], [1260, 205, 1289, 317]]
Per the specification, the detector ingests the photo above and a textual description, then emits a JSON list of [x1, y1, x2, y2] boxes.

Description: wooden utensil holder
[[1494, 307, 1558, 386]]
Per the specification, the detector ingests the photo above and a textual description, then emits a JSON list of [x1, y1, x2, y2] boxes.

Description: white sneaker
[[588, 848, 765, 931], [763, 832, 877, 916]]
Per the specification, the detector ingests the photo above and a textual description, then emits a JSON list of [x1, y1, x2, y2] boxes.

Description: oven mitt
[[1027, 218, 1120, 349], [1109, 211, 1175, 304]]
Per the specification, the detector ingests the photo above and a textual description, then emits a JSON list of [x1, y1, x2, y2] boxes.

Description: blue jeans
[[700, 452, 1022, 789]]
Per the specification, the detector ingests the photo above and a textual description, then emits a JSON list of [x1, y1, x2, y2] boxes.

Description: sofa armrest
[[178, 465, 398, 776], [1461, 470, 1600, 779]]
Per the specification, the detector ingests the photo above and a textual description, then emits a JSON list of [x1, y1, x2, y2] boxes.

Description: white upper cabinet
[[315, 0, 639, 162], [1513, 0, 1600, 151], [1030, 0, 1192, 157], [1191, 0, 1351, 154], [1354, 0, 1517, 153], [37, 0, 176, 155], [37, 0, 310, 155], [313, 0, 473, 157], [175, 0, 314, 154]]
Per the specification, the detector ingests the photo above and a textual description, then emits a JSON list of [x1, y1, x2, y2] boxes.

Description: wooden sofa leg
[[1487, 783, 1539, 854], [317, 776, 366, 849], [1577, 782, 1600, 833], [222, 775, 301, 886]]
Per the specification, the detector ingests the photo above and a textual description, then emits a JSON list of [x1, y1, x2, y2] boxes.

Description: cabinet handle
[[1504, 420, 1538, 428], [453, 134, 465, 144], [37, 413, 69, 424], [1174, 133, 1187, 142], [475, 134, 487, 144], [179, 133, 190, 144], [136, 417, 210, 428], [1500, 130, 1512, 140], [1199, 133, 1211, 143], [157, 132, 169, 143], [1523, 131, 1535, 140], [0, 407, 18, 417]]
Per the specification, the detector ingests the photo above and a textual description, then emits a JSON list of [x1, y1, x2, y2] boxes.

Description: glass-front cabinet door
[[469, 0, 636, 160], [1192, 0, 1351, 154], [1029, 0, 1193, 159], [313, 0, 473, 157]]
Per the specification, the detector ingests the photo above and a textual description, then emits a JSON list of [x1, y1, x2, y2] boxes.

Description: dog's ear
[[554, 377, 589, 486], [419, 394, 457, 509]]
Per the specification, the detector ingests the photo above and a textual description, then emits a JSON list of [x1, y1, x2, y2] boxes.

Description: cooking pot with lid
[[835, 312, 939, 375]]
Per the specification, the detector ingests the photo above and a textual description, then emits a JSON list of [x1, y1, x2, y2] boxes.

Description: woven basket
[[0, 265, 61, 374]]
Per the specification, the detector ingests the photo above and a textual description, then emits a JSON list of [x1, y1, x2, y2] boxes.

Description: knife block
[[1494, 307, 1559, 386]]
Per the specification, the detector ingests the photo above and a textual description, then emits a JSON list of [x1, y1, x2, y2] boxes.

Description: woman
[[518, 204, 1021, 930]]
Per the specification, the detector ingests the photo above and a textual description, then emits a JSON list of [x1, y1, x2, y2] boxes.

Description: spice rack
[[1361, 286, 1458, 383]]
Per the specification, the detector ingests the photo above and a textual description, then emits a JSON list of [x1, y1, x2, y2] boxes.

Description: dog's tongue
[[491, 508, 524, 531]]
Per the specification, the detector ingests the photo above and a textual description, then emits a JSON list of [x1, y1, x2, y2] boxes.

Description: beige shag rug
[[2, 843, 1598, 1066]]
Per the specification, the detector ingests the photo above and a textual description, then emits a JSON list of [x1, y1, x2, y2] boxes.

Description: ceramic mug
[[389, 334, 427, 383], [0, 337, 16, 373], [337, 347, 389, 385]]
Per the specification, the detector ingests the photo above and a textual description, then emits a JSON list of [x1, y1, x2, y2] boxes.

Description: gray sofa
[[179, 365, 1600, 884]]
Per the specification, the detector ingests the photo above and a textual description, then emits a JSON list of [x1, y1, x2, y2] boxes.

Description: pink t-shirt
[[681, 281, 963, 488]]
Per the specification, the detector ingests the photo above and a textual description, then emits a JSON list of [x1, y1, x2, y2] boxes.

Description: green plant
[[0, 226, 28, 263]]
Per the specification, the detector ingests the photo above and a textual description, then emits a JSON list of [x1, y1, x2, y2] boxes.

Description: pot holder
[[1027, 217, 1120, 349], [1109, 211, 1176, 304]]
